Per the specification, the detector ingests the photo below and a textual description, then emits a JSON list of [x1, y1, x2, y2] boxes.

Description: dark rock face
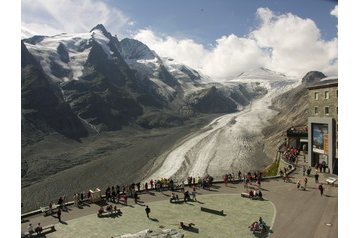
[[301, 71, 326, 85], [57, 43, 69, 63], [188, 86, 237, 113], [21, 41, 88, 144]]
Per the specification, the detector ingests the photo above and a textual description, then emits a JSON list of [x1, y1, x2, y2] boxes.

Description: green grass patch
[[263, 159, 280, 176]]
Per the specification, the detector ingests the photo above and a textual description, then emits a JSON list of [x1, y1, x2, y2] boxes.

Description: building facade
[[307, 77, 338, 174]]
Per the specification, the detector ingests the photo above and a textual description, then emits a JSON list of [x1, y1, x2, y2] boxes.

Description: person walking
[[302, 166, 306, 176], [57, 207, 62, 222], [314, 173, 319, 183], [318, 183, 324, 196], [145, 205, 151, 218], [304, 177, 308, 189]]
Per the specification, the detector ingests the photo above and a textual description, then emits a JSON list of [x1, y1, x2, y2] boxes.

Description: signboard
[[323, 134, 329, 154], [312, 123, 328, 154]]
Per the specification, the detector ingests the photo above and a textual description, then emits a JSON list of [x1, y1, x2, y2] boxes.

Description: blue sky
[[21, 0, 338, 79], [109, 0, 338, 45]]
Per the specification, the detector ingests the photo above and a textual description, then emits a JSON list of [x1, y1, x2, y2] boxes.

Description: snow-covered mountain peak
[[236, 67, 289, 81], [118, 38, 158, 61], [90, 24, 112, 39]]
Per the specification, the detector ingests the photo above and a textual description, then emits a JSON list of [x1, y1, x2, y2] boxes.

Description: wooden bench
[[200, 207, 224, 216], [24, 224, 55, 237], [326, 177, 337, 186]]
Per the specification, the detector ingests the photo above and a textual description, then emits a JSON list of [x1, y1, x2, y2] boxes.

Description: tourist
[[134, 192, 139, 204], [98, 206, 104, 216], [136, 182, 141, 192], [73, 194, 78, 207], [123, 194, 128, 205], [303, 166, 306, 176], [318, 183, 324, 196], [184, 190, 190, 202], [304, 177, 308, 189], [57, 207, 62, 222], [87, 190, 92, 201], [27, 223, 34, 235], [322, 161, 327, 173], [145, 182, 148, 192], [314, 173, 319, 183], [80, 191, 84, 204], [170, 193, 176, 203], [35, 223, 43, 235], [145, 205, 151, 218], [58, 196, 63, 210], [296, 180, 301, 189], [192, 186, 197, 201], [307, 167, 311, 176], [48, 201, 53, 214]]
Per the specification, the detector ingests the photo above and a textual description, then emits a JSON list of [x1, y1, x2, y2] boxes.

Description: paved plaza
[[21, 157, 338, 238]]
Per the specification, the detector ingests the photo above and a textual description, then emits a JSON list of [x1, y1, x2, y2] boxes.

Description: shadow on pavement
[[149, 217, 159, 222]]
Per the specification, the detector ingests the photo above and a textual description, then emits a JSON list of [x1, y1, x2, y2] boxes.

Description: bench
[[97, 210, 122, 218], [200, 207, 224, 216], [24, 224, 55, 237], [40, 206, 59, 216], [241, 192, 251, 198], [326, 177, 337, 186], [180, 222, 199, 233]]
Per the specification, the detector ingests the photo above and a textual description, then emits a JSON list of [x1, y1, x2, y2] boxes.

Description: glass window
[[314, 107, 318, 114], [325, 91, 329, 99], [325, 106, 329, 115], [314, 92, 319, 100]]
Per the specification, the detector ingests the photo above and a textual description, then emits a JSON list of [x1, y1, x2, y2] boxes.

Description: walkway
[[21, 156, 338, 238]]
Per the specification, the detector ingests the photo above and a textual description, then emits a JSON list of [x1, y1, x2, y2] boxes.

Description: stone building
[[306, 77, 338, 174]]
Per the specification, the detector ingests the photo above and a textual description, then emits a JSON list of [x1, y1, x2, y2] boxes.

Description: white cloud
[[251, 7, 337, 77], [134, 29, 207, 70], [134, 8, 337, 80], [202, 35, 269, 79], [331, 5, 338, 18], [21, 0, 132, 36]]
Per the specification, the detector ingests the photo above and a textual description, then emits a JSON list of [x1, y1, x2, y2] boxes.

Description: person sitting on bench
[[35, 223, 43, 235], [113, 206, 121, 214], [27, 223, 34, 236], [106, 205, 113, 214], [98, 206, 104, 216], [248, 221, 260, 233], [170, 193, 176, 203], [259, 217, 267, 231]]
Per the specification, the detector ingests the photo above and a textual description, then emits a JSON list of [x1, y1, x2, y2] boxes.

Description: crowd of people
[[282, 146, 300, 163]]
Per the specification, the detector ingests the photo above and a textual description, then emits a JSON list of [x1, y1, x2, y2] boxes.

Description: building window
[[325, 91, 329, 99], [314, 107, 318, 114], [336, 89, 338, 98], [314, 92, 319, 100], [325, 106, 329, 115], [336, 107, 338, 114]]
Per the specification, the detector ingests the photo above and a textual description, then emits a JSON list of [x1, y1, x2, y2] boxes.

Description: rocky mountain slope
[[262, 71, 327, 159], [22, 24, 268, 140]]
